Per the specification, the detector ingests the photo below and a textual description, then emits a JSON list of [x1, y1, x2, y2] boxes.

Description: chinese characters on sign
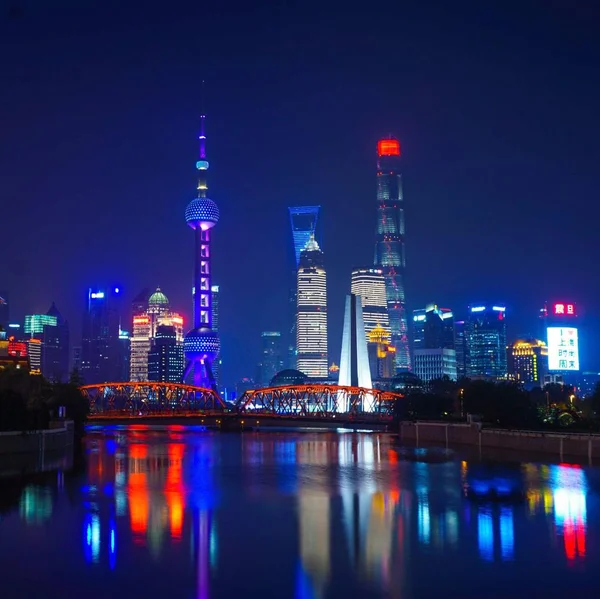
[[553, 303, 576, 316], [547, 327, 579, 371]]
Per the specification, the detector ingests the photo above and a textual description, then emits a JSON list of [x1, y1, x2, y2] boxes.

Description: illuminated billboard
[[552, 302, 576, 317], [547, 327, 579, 371]]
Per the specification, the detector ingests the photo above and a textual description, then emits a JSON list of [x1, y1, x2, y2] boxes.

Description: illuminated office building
[[413, 349, 457, 383], [367, 324, 396, 379], [0, 291, 8, 331], [256, 331, 284, 387], [454, 320, 467, 378], [27, 338, 42, 374], [211, 285, 221, 389], [466, 304, 507, 379], [81, 286, 124, 384], [289, 206, 321, 369], [412, 304, 455, 352], [351, 267, 389, 342], [148, 325, 185, 383], [508, 339, 548, 386], [130, 288, 184, 382], [374, 137, 409, 372], [296, 235, 328, 378]]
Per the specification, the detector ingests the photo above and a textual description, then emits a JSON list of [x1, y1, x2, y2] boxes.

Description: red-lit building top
[[377, 138, 400, 157]]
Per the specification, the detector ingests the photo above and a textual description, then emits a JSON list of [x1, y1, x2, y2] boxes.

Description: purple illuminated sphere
[[185, 198, 220, 230], [184, 327, 220, 362]]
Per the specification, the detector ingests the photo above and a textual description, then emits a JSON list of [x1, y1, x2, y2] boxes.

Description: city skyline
[[2, 2, 600, 384]]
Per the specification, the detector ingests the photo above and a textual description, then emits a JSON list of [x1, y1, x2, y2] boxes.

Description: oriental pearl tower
[[182, 102, 220, 392]]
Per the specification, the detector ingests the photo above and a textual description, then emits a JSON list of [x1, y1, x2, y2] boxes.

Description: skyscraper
[[288, 206, 321, 370], [289, 206, 321, 268], [42, 303, 70, 382], [350, 267, 390, 342], [148, 325, 185, 383], [412, 304, 455, 351], [0, 291, 9, 331], [182, 104, 220, 391], [256, 331, 284, 387], [81, 287, 123, 384], [466, 304, 508, 379], [211, 285, 221, 389], [454, 320, 467, 379], [373, 137, 409, 372], [296, 235, 328, 378], [130, 288, 184, 382], [508, 339, 548, 386]]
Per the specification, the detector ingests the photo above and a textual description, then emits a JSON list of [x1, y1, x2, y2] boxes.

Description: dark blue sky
[[2, 0, 599, 384]]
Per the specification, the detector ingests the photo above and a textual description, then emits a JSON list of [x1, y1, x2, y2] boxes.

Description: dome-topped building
[[148, 287, 169, 308]]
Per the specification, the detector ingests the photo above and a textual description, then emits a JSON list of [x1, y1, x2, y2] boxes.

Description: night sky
[[2, 0, 600, 385]]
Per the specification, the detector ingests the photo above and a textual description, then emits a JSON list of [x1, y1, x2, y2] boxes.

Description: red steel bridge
[[80, 382, 402, 421]]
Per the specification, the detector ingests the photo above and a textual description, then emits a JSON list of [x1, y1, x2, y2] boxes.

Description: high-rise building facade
[[256, 331, 284, 387], [42, 303, 70, 382], [211, 285, 221, 389], [414, 349, 457, 383], [130, 288, 184, 382], [148, 325, 185, 383], [288, 206, 321, 370], [80, 287, 124, 384], [0, 291, 9, 331], [350, 267, 389, 342], [296, 235, 328, 378], [367, 324, 396, 379], [412, 304, 455, 351], [508, 339, 548, 386], [454, 320, 467, 379], [182, 107, 221, 391], [466, 304, 507, 379], [373, 138, 410, 372]]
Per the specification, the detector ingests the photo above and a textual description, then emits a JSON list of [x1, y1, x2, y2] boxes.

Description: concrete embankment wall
[[399, 421, 600, 460], [0, 421, 74, 455]]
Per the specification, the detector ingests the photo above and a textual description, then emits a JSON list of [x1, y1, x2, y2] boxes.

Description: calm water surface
[[0, 425, 598, 598]]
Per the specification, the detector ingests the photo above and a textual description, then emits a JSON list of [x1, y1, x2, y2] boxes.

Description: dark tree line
[[394, 376, 596, 431], [0, 367, 89, 433]]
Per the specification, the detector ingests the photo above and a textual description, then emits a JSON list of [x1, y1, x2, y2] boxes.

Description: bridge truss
[[80, 382, 226, 415], [236, 385, 401, 419]]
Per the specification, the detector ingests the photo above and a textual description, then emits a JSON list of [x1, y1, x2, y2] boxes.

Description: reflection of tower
[[298, 493, 330, 598], [374, 138, 409, 372], [339, 294, 372, 389], [289, 206, 320, 369], [183, 101, 221, 391]]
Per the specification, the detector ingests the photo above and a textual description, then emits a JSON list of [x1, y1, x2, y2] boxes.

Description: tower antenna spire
[[197, 80, 208, 198]]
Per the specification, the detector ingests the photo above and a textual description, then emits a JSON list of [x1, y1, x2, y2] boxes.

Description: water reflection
[[0, 428, 598, 598]]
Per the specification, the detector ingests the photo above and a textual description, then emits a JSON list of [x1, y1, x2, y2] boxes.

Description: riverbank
[[399, 420, 600, 461]]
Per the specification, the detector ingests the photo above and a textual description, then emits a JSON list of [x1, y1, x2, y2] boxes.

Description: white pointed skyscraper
[[296, 234, 328, 378]]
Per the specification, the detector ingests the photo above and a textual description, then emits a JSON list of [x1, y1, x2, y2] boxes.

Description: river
[[0, 424, 597, 598]]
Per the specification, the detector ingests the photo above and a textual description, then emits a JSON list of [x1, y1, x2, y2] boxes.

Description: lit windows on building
[[296, 235, 328, 379], [508, 339, 548, 386], [24, 314, 57, 336], [130, 287, 184, 382], [351, 267, 389, 343], [466, 304, 507, 379], [413, 348, 457, 383]]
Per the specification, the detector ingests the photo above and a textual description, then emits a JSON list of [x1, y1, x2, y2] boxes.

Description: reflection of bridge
[[81, 382, 401, 422]]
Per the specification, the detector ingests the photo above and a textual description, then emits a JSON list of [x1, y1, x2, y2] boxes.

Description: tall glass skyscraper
[[374, 138, 410, 372], [296, 235, 328, 378], [350, 267, 390, 343], [256, 331, 284, 387], [289, 206, 321, 369], [466, 304, 507, 379]]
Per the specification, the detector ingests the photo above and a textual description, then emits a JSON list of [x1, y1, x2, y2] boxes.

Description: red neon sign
[[553, 303, 576, 316], [378, 139, 400, 157]]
